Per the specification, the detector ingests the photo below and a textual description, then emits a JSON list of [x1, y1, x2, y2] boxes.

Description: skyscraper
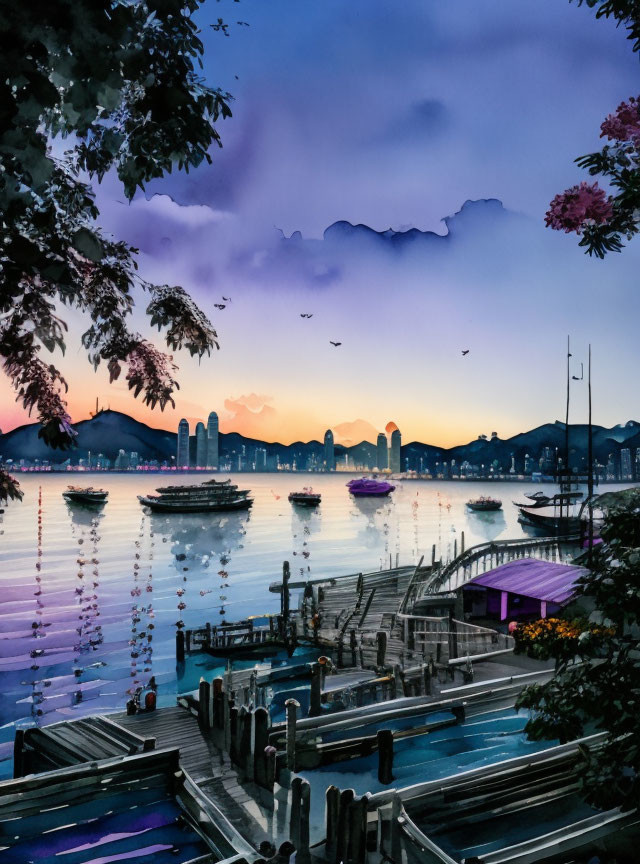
[[376, 433, 388, 471], [195, 421, 207, 468], [207, 411, 219, 469], [390, 428, 401, 473], [177, 418, 189, 468], [621, 448, 632, 480], [324, 429, 335, 471]]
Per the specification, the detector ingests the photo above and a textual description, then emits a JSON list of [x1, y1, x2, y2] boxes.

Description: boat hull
[[467, 502, 502, 512], [289, 495, 321, 506], [518, 506, 581, 533], [62, 492, 108, 505], [138, 496, 253, 513], [349, 489, 393, 497]]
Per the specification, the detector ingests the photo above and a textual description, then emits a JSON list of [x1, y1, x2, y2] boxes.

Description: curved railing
[[420, 534, 579, 596]]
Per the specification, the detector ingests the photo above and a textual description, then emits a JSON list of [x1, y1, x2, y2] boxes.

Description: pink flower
[[545, 182, 613, 234], [600, 97, 640, 144]]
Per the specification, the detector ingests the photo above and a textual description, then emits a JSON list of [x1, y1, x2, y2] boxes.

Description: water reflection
[[465, 508, 507, 542], [290, 503, 321, 581], [150, 510, 250, 626], [350, 495, 395, 562]]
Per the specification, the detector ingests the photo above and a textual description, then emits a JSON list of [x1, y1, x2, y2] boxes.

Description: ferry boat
[[62, 486, 108, 505], [288, 487, 321, 506], [138, 478, 253, 513], [347, 477, 395, 497], [466, 496, 502, 512]]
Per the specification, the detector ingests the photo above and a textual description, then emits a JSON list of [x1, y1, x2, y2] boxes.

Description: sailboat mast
[[563, 334, 571, 517], [588, 344, 594, 566]]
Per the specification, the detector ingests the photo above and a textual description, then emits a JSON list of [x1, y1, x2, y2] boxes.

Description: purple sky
[[2, 0, 639, 445]]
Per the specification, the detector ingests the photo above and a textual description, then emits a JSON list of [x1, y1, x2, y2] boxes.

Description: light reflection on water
[[0, 473, 627, 776]]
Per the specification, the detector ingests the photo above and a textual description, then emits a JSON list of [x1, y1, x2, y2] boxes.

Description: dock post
[[281, 561, 291, 633], [309, 663, 322, 717], [198, 678, 211, 729], [337, 635, 344, 668], [176, 630, 185, 663], [377, 729, 394, 784], [205, 621, 212, 647], [13, 730, 24, 778], [454, 538, 457, 559], [348, 794, 369, 864], [223, 693, 234, 753], [212, 677, 224, 729], [461, 531, 465, 554], [376, 631, 387, 668], [239, 706, 252, 778], [264, 744, 277, 789], [229, 705, 239, 764], [285, 698, 299, 772], [350, 629, 357, 666], [422, 662, 431, 695], [325, 785, 340, 864], [253, 707, 270, 787], [299, 778, 311, 864], [336, 789, 355, 864], [290, 776, 302, 852], [432, 543, 436, 565]]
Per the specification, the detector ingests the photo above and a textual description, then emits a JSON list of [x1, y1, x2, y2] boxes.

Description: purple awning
[[465, 557, 587, 605]]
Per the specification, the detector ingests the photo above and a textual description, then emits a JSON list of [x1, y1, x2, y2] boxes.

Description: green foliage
[[0, 1, 233, 500], [572, 0, 640, 53], [517, 488, 640, 810]]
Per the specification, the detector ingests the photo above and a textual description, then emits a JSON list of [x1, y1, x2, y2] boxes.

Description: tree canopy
[[0, 1, 234, 500], [546, 1, 640, 256], [516, 488, 640, 811]]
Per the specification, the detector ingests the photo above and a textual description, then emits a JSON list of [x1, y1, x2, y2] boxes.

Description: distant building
[[635, 449, 640, 481], [524, 453, 534, 474], [130, 451, 139, 469], [390, 428, 401, 473], [207, 411, 219, 469], [114, 449, 129, 470], [196, 422, 207, 467], [491, 431, 498, 440], [621, 448, 632, 480], [255, 447, 267, 470], [606, 453, 616, 481], [324, 429, 335, 471], [177, 418, 189, 468], [376, 433, 388, 471]]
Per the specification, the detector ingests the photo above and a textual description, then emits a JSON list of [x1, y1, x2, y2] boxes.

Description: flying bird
[[461, 349, 470, 356], [214, 304, 226, 310], [222, 296, 231, 301], [300, 313, 313, 318], [572, 375, 581, 381], [330, 341, 342, 347]]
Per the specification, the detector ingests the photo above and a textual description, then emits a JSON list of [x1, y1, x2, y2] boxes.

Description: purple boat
[[347, 477, 395, 497]]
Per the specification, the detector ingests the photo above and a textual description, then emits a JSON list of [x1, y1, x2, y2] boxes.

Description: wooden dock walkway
[[111, 706, 219, 784]]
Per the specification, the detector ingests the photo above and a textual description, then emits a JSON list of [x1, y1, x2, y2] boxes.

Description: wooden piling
[[325, 785, 340, 864], [229, 705, 239, 764], [348, 794, 369, 864], [176, 630, 185, 663], [377, 729, 394, 784], [285, 698, 299, 772], [281, 561, 291, 632], [264, 744, 277, 789], [198, 678, 211, 729], [309, 663, 322, 717], [13, 730, 24, 779], [212, 677, 224, 729], [290, 776, 302, 852], [350, 629, 357, 666], [299, 778, 311, 864], [239, 706, 252, 778], [254, 708, 270, 787], [336, 788, 355, 864], [376, 630, 387, 668]]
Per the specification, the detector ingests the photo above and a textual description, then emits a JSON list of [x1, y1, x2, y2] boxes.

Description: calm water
[[0, 473, 626, 776]]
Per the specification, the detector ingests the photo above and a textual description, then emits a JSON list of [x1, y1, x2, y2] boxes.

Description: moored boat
[[512, 490, 554, 508], [288, 487, 321, 506], [466, 496, 502, 512], [62, 486, 108, 505], [517, 491, 584, 534], [138, 478, 253, 513], [347, 477, 395, 497]]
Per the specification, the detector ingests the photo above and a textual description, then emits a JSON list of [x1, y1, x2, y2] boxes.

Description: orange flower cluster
[[515, 617, 614, 649]]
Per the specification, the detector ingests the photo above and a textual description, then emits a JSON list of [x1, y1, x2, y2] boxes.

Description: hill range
[[1, 410, 639, 471]]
